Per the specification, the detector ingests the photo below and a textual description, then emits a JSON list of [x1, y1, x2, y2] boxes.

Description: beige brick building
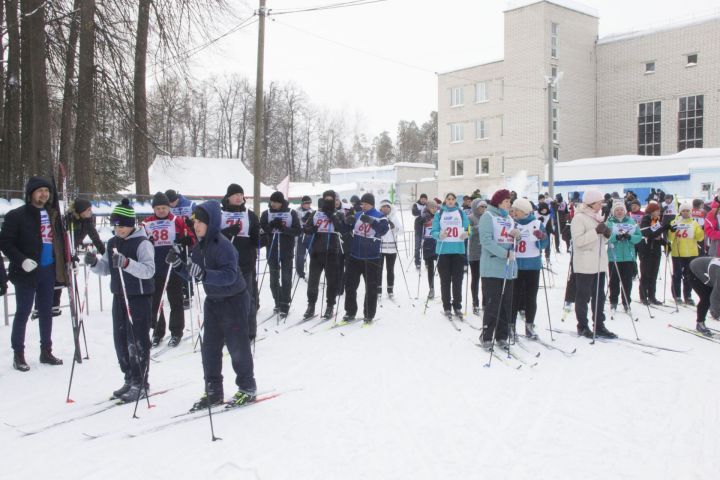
[[437, 0, 720, 197]]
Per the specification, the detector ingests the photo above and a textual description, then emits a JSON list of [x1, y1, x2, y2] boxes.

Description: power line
[[270, 0, 389, 16]]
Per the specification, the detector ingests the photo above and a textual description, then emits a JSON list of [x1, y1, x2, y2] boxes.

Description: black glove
[[270, 218, 284, 230], [602, 229, 611, 239], [187, 261, 204, 281], [360, 214, 374, 224], [224, 224, 240, 236], [0, 283, 7, 296], [179, 235, 194, 247], [185, 217, 195, 230], [670, 224, 678, 232], [112, 251, 129, 269], [303, 224, 316, 235], [388, 221, 395, 229], [70, 254, 80, 264], [617, 233, 629, 241], [595, 223, 609, 235], [165, 247, 182, 268], [84, 251, 98, 267], [345, 214, 356, 225]]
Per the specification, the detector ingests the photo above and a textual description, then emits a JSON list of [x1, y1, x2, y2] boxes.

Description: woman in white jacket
[[378, 200, 403, 298]]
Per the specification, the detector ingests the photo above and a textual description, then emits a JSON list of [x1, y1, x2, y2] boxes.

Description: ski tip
[[148, 404, 156, 409], [66, 399, 75, 404]]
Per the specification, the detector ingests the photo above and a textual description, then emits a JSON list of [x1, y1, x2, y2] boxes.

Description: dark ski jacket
[[303, 203, 346, 256], [260, 201, 301, 261], [91, 227, 156, 296], [346, 208, 389, 260], [220, 199, 262, 272]]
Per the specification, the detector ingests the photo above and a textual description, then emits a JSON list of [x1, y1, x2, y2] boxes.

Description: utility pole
[[253, 0, 267, 214], [546, 76, 555, 198]]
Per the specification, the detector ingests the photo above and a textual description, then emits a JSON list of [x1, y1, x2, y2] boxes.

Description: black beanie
[[302, 195, 312, 203], [360, 193, 375, 206], [165, 189, 179, 203], [420, 193, 427, 199], [322, 190, 336, 199], [226, 183, 244, 197], [151, 191, 170, 208], [270, 191, 285, 204], [73, 198, 92, 214], [350, 195, 360, 204], [110, 198, 136, 227], [193, 206, 210, 225]]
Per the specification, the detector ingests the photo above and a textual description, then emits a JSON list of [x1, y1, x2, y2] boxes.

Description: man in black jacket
[[260, 191, 301, 319], [0, 177, 68, 371], [301, 190, 345, 320], [220, 183, 261, 340]]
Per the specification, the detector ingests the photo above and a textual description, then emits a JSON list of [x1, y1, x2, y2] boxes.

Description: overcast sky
[[181, 0, 720, 140]]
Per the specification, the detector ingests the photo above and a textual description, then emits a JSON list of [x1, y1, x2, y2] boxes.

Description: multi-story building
[[437, 0, 720, 196]]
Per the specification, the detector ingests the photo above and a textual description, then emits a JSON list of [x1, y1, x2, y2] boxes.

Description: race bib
[[39, 210, 53, 244], [612, 223, 635, 235], [537, 215, 550, 228], [353, 215, 377, 238], [439, 210, 463, 243], [423, 217, 433, 239], [492, 215, 514, 245], [629, 212, 644, 223], [171, 205, 193, 218], [675, 223, 695, 240], [221, 211, 249, 237], [663, 204, 677, 216], [515, 220, 541, 259], [144, 219, 177, 247], [268, 211, 293, 233], [691, 209, 705, 227], [313, 211, 334, 234], [650, 221, 662, 232]]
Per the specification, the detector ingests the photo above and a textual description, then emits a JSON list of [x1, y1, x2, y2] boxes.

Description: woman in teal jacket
[[606, 202, 642, 311], [431, 193, 470, 318], [477, 189, 518, 347]]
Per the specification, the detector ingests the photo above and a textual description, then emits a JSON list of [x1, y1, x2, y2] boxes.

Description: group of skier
[[2, 175, 720, 405]]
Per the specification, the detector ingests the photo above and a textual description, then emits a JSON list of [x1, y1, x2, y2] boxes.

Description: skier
[[509, 198, 548, 339], [477, 189, 517, 347], [378, 199, 402, 298], [661, 194, 678, 226], [260, 191, 301, 319], [691, 199, 709, 255], [461, 196, 473, 217], [165, 201, 257, 410], [85, 199, 155, 401], [570, 188, 616, 339], [295, 195, 315, 280], [431, 193, 470, 318], [536, 202, 554, 263], [343, 193, 389, 324], [142, 192, 195, 347], [165, 189, 196, 220], [606, 202, 642, 312], [628, 200, 644, 224], [668, 203, 704, 306], [0, 177, 68, 371], [415, 199, 438, 299], [220, 183, 261, 340], [638, 202, 666, 305], [467, 198, 487, 314], [302, 190, 346, 320], [689, 256, 720, 335], [412, 193, 428, 270], [705, 198, 720, 258]]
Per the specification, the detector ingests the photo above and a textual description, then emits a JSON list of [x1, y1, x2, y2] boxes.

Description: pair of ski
[[4, 385, 183, 436], [550, 328, 688, 354], [475, 340, 540, 369], [443, 311, 463, 332], [151, 335, 192, 360], [668, 324, 720, 344]]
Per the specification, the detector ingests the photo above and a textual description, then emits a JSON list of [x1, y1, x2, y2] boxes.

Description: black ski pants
[[481, 276, 514, 342], [639, 252, 661, 302], [437, 254, 465, 311], [425, 256, 436, 290], [608, 261, 635, 309], [469, 260, 482, 308], [690, 274, 712, 323], [512, 269, 540, 325], [111, 294, 152, 387], [671, 256, 695, 301], [378, 253, 397, 294], [307, 251, 340, 308], [151, 270, 185, 339], [574, 272, 607, 330], [344, 256, 381, 320], [268, 254, 293, 314]]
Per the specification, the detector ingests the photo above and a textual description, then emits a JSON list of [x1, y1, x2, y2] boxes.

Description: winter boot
[[52, 307, 62, 317], [279, 312, 288, 321], [577, 325, 593, 339], [39, 348, 63, 366], [119, 384, 148, 403], [151, 336, 162, 348], [595, 323, 617, 339], [650, 299, 663, 306], [525, 323, 538, 339], [189, 392, 225, 412], [13, 352, 30, 372], [480, 338, 494, 350], [610, 303, 618, 312], [323, 305, 334, 320], [363, 317, 373, 325], [453, 308, 463, 320], [112, 382, 131, 399], [167, 335, 182, 348], [696, 322, 713, 337], [342, 314, 356, 323], [303, 305, 316, 320], [443, 310, 452, 319], [685, 298, 696, 307], [31, 310, 39, 320], [387, 287, 394, 299], [473, 306, 481, 316], [228, 389, 256, 408], [428, 288, 435, 300]]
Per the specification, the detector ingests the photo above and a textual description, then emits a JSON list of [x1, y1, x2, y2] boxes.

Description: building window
[[638, 101, 661, 155], [476, 157, 489, 175], [686, 53, 698, 67], [450, 86, 464, 107], [551, 65, 558, 101], [451, 159, 464, 177], [552, 107, 559, 143], [475, 82, 488, 103], [678, 95, 703, 151], [551, 22, 559, 58], [475, 120, 487, 139], [645, 61, 655, 74], [450, 123, 464, 143], [553, 146, 559, 161]]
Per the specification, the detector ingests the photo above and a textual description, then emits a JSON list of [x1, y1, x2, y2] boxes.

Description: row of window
[[637, 95, 703, 155], [450, 81, 489, 107], [450, 118, 499, 143], [450, 158, 490, 177], [645, 54, 699, 74]]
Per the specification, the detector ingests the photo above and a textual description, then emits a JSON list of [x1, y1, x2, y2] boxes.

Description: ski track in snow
[[1, 209, 719, 479]]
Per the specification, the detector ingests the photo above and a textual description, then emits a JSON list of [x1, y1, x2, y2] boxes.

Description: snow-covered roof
[[504, 0, 598, 18], [598, 12, 720, 45], [437, 58, 504, 76], [288, 182, 359, 198], [329, 163, 435, 175], [141, 155, 274, 198]]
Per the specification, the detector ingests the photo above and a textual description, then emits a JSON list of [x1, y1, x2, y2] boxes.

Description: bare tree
[[73, 0, 96, 193]]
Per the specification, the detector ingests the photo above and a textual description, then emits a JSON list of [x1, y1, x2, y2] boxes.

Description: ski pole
[[610, 251, 641, 340], [484, 256, 512, 368], [591, 237, 604, 345], [464, 226, 471, 315], [416, 237, 423, 300], [540, 259, 555, 341], [390, 229, 414, 307]]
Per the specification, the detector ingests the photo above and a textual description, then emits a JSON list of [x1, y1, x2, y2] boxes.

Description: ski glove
[[112, 251, 129, 269], [360, 214, 375, 224], [84, 251, 98, 267], [224, 224, 241, 237], [616, 233, 630, 241], [669, 224, 678, 232], [595, 223, 610, 235], [533, 230, 545, 240], [179, 235, 194, 247], [509, 228, 522, 239], [270, 218, 285, 231], [459, 231, 469, 240], [439, 230, 448, 240], [21, 258, 38, 272], [187, 261, 204, 281], [388, 221, 395, 229], [165, 248, 182, 268]]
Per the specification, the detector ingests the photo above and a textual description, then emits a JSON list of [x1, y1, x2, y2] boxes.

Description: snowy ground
[[1, 214, 719, 480]]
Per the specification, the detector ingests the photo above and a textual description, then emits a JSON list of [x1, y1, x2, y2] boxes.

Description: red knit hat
[[490, 189, 511, 207], [645, 202, 661, 215]]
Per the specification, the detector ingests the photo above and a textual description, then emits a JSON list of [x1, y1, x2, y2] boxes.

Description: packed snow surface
[[1, 210, 718, 479]]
